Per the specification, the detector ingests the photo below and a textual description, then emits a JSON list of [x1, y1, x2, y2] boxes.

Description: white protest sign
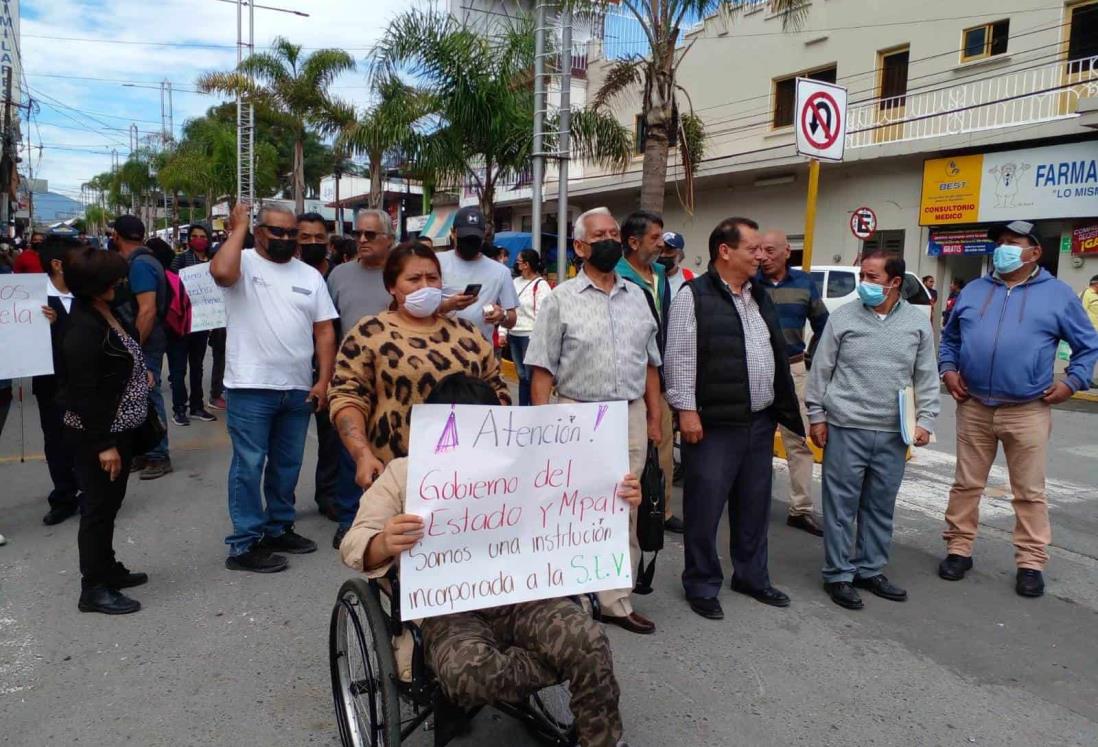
[[0, 273, 53, 378], [402, 401, 631, 619], [178, 263, 225, 331]]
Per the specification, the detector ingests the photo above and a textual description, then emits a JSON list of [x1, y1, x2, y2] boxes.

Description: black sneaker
[[105, 563, 148, 589], [225, 547, 289, 573], [130, 456, 148, 473], [664, 515, 685, 534], [43, 504, 79, 526], [332, 525, 349, 550], [140, 459, 174, 481], [78, 585, 141, 615], [687, 596, 724, 620], [190, 408, 217, 422], [259, 529, 317, 555], [172, 411, 190, 426], [853, 574, 907, 602], [1016, 569, 1045, 598], [938, 554, 973, 581], [824, 581, 864, 610]]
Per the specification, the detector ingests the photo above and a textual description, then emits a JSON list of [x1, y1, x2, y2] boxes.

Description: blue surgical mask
[[992, 244, 1024, 274], [857, 281, 887, 308]]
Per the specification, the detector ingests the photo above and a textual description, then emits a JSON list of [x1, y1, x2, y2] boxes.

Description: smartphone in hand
[[463, 283, 482, 297]]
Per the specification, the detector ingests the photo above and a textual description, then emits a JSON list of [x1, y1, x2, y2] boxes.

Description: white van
[[794, 265, 934, 319]]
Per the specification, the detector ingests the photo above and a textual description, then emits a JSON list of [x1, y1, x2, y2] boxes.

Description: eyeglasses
[[351, 229, 380, 241], [259, 225, 299, 239]]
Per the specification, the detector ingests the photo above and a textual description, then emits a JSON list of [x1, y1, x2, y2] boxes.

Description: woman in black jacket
[[61, 246, 151, 615]]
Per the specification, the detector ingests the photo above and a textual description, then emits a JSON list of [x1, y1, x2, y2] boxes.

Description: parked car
[[795, 265, 934, 319]]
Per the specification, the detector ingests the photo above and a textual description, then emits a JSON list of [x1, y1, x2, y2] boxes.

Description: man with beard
[[438, 206, 518, 342], [211, 203, 339, 573], [526, 207, 663, 635]]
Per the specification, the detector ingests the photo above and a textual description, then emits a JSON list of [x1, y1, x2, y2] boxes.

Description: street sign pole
[[803, 158, 820, 272]]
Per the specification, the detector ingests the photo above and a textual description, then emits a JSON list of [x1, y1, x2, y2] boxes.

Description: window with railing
[[960, 19, 1009, 62], [1068, 1, 1098, 62], [878, 47, 909, 111], [773, 65, 837, 128]]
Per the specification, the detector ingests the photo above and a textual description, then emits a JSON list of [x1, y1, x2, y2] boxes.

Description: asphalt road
[[1, 382, 1096, 746]]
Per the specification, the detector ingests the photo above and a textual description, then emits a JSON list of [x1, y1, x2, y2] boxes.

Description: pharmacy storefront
[[920, 140, 1098, 294]]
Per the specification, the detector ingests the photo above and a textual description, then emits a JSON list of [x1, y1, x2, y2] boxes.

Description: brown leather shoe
[[787, 513, 824, 537], [601, 611, 655, 635]]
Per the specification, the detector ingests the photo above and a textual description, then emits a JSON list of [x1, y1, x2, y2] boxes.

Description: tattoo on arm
[[335, 412, 370, 449]]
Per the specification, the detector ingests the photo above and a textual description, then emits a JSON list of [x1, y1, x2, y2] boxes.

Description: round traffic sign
[[850, 206, 877, 240], [800, 91, 841, 150]]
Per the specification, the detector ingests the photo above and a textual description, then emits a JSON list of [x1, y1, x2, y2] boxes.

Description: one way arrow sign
[[796, 78, 847, 162]]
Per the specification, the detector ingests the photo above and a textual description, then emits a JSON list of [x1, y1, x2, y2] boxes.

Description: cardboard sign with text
[[178, 264, 226, 331], [0, 274, 53, 378], [402, 401, 631, 619]]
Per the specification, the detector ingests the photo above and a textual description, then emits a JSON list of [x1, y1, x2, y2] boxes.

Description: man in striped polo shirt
[[759, 229, 829, 536]]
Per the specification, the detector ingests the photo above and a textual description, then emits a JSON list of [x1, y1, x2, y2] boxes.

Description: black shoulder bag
[[634, 442, 665, 595]]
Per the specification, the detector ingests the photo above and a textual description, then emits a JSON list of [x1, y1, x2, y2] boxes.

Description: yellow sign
[[919, 155, 983, 225]]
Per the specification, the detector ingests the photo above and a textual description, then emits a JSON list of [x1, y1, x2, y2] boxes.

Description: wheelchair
[[329, 569, 594, 747]]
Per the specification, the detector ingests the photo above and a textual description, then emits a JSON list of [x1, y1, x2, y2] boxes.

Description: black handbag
[[131, 400, 167, 456], [634, 442, 666, 595]]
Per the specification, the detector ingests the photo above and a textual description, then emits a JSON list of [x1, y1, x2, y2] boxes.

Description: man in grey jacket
[[806, 250, 940, 610]]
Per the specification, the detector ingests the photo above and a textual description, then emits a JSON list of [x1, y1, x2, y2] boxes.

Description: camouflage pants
[[421, 597, 624, 747]]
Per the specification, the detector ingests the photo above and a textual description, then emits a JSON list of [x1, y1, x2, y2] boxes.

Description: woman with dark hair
[[60, 246, 152, 615], [509, 248, 547, 406], [326, 242, 510, 547]]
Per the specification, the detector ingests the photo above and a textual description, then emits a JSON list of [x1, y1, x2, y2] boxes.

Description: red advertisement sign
[[1071, 223, 1098, 256]]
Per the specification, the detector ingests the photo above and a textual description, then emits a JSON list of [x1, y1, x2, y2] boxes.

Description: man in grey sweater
[[806, 250, 940, 610]]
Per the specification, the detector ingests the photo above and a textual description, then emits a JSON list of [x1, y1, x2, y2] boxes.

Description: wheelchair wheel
[[529, 682, 575, 733], [330, 578, 402, 747]]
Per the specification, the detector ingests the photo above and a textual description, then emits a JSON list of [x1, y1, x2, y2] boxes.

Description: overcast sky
[[20, 0, 429, 202]]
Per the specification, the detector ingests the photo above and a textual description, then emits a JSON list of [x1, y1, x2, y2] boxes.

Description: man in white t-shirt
[[211, 202, 339, 573], [437, 206, 518, 341]]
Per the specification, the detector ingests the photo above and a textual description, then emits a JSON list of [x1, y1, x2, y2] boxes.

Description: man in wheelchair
[[339, 374, 639, 747]]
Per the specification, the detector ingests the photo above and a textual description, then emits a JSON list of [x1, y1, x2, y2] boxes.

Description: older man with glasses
[[325, 209, 398, 337]]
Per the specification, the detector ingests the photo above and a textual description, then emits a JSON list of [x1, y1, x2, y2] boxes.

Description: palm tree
[[374, 7, 632, 234], [197, 37, 355, 214], [575, 0, 805, 212]]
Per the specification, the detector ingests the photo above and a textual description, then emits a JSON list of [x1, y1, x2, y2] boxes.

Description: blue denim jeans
[[508, 334, 532, 406], [225, 388, 313, 556], [334, 446, 363, 531], [143, 342, 170, 461]]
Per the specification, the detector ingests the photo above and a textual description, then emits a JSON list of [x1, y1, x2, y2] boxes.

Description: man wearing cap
[[111, 215, 173, 480], [658, 231, 694, 298], [758, 228, 829, 536], [938, 220, 1098, 598], [168, 223, 218, 426], [526, 207, 663, 635], [438, 206, 518, 342]]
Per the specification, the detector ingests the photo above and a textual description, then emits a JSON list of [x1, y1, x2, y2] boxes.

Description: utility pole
[[556, 8, 572, 283], [530, 0, 549, 259], [236, 0, 255, 219], [0, 67, 11, 233]]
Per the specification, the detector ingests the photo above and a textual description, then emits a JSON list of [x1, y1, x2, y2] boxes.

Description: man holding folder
[[806, 251, 940, 610]]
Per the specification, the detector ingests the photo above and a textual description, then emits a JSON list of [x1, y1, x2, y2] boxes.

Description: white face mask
[[402, 286, 443, 318]]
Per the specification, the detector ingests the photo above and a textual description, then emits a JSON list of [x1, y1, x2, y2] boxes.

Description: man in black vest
[[664, 217, 805, 620]]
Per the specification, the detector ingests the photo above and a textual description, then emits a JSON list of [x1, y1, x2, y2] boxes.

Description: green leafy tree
[[198, 37, 355, 213], [576, 0, 805, 211]]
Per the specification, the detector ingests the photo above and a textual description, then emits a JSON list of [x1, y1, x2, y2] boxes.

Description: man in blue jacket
[[938, 220, 1098, 598]]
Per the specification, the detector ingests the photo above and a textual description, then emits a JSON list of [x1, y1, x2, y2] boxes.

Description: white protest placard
[[178, 263, 225, 331], [0, 273, 53, 378], [402, 401, 631, 619]]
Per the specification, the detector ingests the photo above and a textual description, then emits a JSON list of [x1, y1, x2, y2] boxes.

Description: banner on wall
[[920, 142, 1098, 226], [926, 228, 997, 256], [1070, 223, 1098, 256]]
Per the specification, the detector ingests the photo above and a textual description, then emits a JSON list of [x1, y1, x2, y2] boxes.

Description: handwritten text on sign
[[178, 264, 225, 332], [402, 401, 631, 619], [0, 274, 53, 378]]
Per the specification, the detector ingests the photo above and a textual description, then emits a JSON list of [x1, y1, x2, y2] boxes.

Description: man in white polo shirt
[[211, 202, 338, 573]]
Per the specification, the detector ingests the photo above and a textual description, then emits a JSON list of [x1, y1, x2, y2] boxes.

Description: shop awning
[[418, 206, 457, 247]]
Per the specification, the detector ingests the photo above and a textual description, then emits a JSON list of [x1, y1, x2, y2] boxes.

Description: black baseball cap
[[113, 215, 146, 242], [453, 206, 486, 240], [988, 220, 1039, 246]]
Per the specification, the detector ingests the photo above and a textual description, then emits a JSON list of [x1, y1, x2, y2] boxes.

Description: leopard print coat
[[328, 311, 511, 463]]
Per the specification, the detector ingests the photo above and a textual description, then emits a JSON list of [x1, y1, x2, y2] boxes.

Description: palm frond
[[591, 58, 644, 111], [560, 108, 633, 172], [678, 110, 705, 174], [301, 48, 356, 90]]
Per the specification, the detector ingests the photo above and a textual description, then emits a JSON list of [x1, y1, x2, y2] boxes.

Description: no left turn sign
[[796, 79, 848, 162], [849, 206, 877, 240]]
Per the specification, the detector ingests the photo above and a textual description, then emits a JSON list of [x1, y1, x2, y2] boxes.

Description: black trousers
[[167, 330, 210, 413], [72, 431, 135, 589], [208, 328, 226, 400], [313, 407, 340, 510], [36, 393, 81, 509], [681, 410, 776, 598]]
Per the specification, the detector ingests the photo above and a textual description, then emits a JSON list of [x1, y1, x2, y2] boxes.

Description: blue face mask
[[992, 244, 1024, 274], [857, 281, 888, 308]]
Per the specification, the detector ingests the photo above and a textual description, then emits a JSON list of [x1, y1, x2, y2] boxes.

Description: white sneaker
[[0, 533, 7, 546]]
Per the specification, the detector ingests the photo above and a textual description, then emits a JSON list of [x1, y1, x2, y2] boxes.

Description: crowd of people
[[2, 201, 1098, 745]]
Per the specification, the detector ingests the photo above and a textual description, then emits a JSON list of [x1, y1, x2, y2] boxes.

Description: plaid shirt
[[665, 278, 775, 413]]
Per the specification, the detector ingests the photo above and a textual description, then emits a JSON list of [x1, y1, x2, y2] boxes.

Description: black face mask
[[585, 239, 623, 273], [456, 236, 482, 260], [656, 256, 677, 272], [266, 238, 297, 263], [299, 243, 327, 267]]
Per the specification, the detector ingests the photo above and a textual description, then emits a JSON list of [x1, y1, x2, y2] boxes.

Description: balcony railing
[[847, 55, 1098, 148]]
